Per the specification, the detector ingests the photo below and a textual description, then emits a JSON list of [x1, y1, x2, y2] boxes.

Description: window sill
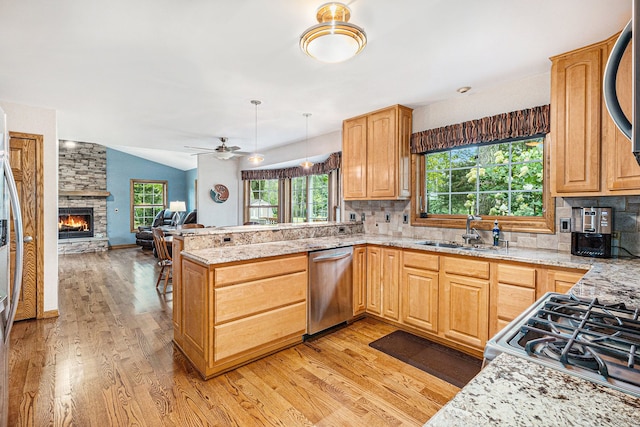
[[411, 214, 555, 234]]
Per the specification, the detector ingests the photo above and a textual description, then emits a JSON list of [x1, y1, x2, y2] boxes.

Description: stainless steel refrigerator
[[0, 106, 24, 427]]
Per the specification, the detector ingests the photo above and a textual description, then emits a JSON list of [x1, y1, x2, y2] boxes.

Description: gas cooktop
[[485, 292, 640, 397]]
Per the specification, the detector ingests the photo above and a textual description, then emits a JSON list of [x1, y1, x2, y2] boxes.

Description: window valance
[[410, 104, 550, 154], [241, 152, 341, 180]]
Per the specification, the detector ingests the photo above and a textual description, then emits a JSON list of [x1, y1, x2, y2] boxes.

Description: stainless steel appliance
[[571, 207, 613, 258], [307, 246, 353, 335], [604, 0, 640, 164], [0, 107, 25, 427], [485, 292, 640, 397]]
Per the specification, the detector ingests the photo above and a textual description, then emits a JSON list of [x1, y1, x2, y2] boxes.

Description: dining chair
[[152, 228, 172, 293]]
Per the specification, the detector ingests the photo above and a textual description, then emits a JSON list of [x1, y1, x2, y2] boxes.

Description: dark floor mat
[[369, 330, 482, 388]]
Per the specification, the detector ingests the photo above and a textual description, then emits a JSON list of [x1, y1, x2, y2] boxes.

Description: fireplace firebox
[[58, 207, 94, 239]]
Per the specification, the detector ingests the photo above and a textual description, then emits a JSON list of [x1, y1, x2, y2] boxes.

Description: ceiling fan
[[184, 137, 246, 160]]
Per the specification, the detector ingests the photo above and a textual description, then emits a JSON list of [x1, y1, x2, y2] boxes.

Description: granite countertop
[[180, 233, 640, 425], [425, 353, 640, 427]]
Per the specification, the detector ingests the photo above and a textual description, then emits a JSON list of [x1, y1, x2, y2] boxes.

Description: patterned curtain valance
[[241, 152, 341, 180], [410, 104, 550, 154]]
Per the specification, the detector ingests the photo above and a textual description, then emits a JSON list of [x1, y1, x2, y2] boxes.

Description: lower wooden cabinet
[[366, 246, 400, 320], [352, 245, 367, 316], [381, 248, 401, 321], [547, 268, 588, 294], [401, 251, 439, 333], [440, 256, 490, 350], [489, 262, 537, 338], [173, 253, 308, 379]]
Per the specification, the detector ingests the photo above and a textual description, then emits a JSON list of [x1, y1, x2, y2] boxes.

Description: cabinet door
[[367, 108, 398, 198], [343, 116, 368, 199], [181, 259, 211, 370], [366, 246, 382, 315], [402, 266, 439, 333], [605, 38, 640, 191], [353, 246, 367, 315], [551, 45, 603, 193], [548, 269, 586, 294], [172, 238, 184, 335], [441, 273, 489, 350], [381, 248, 401, 320]]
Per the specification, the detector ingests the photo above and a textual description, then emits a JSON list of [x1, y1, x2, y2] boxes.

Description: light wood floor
[[8, 248, 459, 426]]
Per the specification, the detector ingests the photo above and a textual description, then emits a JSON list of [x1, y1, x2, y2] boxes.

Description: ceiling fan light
[[215, 151, 235, 160], [300, 3, 367, 63]]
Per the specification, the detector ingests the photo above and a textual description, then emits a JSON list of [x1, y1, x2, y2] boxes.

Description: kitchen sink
[[416, 241, 497, 252], [416, 241, 463, 248]]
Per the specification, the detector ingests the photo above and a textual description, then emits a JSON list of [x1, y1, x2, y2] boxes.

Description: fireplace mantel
[[59, 190, 111, 197]]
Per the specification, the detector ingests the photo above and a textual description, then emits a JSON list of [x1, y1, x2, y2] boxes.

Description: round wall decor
[[210, 184, 229, 203]]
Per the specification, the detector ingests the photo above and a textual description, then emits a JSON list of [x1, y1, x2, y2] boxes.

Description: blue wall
[[106, 148, 189, 246]]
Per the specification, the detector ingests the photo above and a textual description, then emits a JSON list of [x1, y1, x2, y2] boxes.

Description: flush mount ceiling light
[[300, 2, 367, 63], [301, 113, 314, 169], [457, 86, 471, 94], [248, 100, 264, 164]]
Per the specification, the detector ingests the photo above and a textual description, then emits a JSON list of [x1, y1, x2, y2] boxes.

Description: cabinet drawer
[[215, 271, 307, 323], [214, 302, 307, 361], [443, 257, 489, 280], [214, 254, 307, 287], [496, 282, 537, 321], [403, 250, 439, 271], [497, 264, 536, 288]]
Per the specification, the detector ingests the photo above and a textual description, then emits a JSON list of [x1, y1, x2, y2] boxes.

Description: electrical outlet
[[385, 213, 390, 223], [361, 213, 365, 221], [349, 213, 356, 221], [560, 218, 571, 233], [403, 214, 409, 224]]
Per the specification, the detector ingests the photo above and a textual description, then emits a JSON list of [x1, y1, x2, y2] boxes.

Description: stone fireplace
[[58, 141, 110, 254]]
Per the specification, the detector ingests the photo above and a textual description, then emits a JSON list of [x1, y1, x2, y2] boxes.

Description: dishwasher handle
[[311, 251, 352, 262]]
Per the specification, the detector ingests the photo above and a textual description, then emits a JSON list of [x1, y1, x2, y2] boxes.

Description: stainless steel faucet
[[462, 215, 482, 244]]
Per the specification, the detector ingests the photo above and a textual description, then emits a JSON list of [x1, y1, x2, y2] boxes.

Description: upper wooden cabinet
[[551, 31, 640, 196], [342, 105, 413, 200]]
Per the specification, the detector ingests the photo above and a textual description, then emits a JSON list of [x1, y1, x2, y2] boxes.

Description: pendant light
[[300, 2, 367, 63], [301, 113, 313, 169], [248, 100, 264, 164]]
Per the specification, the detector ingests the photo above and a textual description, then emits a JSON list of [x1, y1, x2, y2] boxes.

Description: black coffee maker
[[571, 207, 613, 258]]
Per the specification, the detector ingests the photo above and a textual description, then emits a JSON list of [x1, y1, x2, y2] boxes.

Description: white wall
[[0, 101, 58, 314], [197, 154, 242, 226], [197, 131, 342, 225], [412, 73, 551, 132]]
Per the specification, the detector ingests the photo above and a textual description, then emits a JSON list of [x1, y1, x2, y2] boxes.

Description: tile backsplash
[[344, 196, 640, 255]]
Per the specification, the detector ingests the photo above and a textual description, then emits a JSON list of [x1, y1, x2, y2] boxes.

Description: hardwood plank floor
[[8, 248, 459, 426]]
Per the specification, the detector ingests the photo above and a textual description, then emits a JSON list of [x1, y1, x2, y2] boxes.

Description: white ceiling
[[0, 0, 631, 170]]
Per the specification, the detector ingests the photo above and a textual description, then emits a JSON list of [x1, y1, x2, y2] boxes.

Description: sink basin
[[416, 241, 463, 249], [461, 246, 490, 252]]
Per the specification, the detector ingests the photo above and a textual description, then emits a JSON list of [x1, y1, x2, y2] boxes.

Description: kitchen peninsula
[[171, 222, 640, 425]]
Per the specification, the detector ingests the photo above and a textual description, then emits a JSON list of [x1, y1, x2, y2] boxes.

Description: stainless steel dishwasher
[[307, 246, 354, 335]]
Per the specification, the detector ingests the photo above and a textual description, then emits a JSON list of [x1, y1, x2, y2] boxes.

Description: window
[[425, 138, 543, 216], [413, 136, 554, 233], [247, 179, 280, 224], [130, 179, 167, 232], [291, 174, 329, 222]]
